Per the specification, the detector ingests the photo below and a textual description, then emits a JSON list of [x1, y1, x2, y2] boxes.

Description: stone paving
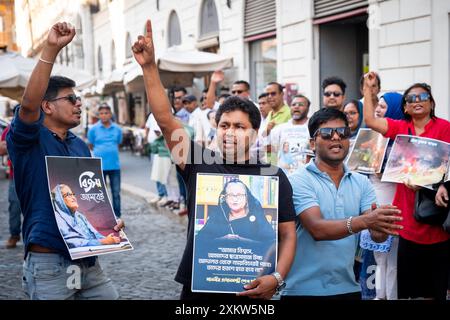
[[0, 178, 188, 300]]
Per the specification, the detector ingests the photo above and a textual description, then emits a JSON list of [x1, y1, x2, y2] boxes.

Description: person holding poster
[[283, 108, 403, 300], [6, 22, 123, 300], [132, 20, 296, 301], [51, 184, 121, 248], [363, 72, 450, 300]]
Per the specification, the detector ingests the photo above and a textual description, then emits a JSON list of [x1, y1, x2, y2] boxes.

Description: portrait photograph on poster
[[45, 156, 133, 260], [381, 135, 450, 187], [346, 128, 389, 174], [192, 173, 279, 294]]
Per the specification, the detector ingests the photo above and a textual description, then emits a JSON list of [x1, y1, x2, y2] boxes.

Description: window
[[168, 11, 181, 47], [250, 37, 277, 99], [200, 0, 219, 39]]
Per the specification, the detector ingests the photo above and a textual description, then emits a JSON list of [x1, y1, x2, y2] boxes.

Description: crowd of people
[[2, 20, 449, 301]]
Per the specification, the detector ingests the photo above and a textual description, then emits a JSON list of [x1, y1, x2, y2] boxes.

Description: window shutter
[[244, 0, 276, 38]]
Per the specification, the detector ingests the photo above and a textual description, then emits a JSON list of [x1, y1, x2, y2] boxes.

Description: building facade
[[15, 0, 450, 125], [0, 0, 17, 51]]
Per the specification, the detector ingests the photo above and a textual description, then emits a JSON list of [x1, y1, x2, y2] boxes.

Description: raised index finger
[[146, 20, 152, 38]]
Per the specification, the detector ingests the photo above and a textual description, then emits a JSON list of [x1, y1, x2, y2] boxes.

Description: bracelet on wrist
[[346, 216, 355, 235], [39, 57, 54, 65]]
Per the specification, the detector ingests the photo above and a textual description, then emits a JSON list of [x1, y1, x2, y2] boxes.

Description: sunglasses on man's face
[[49, 94, 81, 105], [266, 91, 279, 97], [313, 127, 351, 140], [231, 90, 244, 95], [405, 92, 430, 104], [323, 91, 343, 98]]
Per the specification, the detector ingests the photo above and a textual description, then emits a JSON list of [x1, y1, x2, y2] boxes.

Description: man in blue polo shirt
[[281, 108, 403, 300], [7, 22, 122, 300], [88, 103, 123, 218]]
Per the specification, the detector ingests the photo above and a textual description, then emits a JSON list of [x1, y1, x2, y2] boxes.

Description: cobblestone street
[[0, 178, 187, 300]]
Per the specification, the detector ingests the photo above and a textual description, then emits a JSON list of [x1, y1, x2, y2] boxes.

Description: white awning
[[0, 51, 96, 100], [123, 48, 233, 88], [157, 48, 233, 73]]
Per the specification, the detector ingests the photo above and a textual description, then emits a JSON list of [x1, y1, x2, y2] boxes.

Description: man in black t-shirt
[[132, 20, 297, 301]]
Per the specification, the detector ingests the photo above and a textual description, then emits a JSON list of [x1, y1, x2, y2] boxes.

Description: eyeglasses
[[323, 91, 343, 98], [49, 94, 81, 105], [225, 193, 246, 201], [266, 91, 279, 97], [313, 127, 351, 140], [231, 90, 244, 95], [62, 192, 76, 199], [344, 111, 359, 116], [405, 92, 430, 104], [291, 102, 306, 107]]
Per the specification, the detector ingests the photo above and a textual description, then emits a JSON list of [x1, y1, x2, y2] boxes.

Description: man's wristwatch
[[271, 271, 286, 292]]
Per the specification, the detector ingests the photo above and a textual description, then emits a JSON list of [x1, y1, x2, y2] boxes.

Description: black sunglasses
[[231, 90, 244, 95], [323, 91, 343, 98], [313, 127, 351, 140], [49, 94, 81, 105], [405, 92, 430, 104]]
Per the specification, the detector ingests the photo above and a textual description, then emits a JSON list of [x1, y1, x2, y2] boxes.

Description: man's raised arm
[[21, 22, 75, 123], [132, 20, 189, 170]]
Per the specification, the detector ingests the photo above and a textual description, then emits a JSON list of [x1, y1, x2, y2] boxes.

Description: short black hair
[[173, 86, 187, 95], [292, 94, 311, 108], [308, 108, 349, 138], [401, 83, 436, 121], [258, 92, 268, 100], [207, 110, 216, 120], [359, 73, 380, 90], [43, 76, 76, 101], [267, 82, 284, 93], [215, 96, 261, 130], [218, 93, 231, 100], [322, 76, 347, 95], [98, 103, 111, 111], [233, 80, 250, 91]]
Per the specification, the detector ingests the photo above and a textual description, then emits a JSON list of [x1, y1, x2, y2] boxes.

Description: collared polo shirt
[[6, 108, 91, 259], [283, 161, 376, 296], [88, 121, 122, 171], [267, 104, 291, 125]]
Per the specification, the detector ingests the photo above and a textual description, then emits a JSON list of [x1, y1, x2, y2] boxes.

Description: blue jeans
[[176, 172, 186, 202], [103, 170, 121, 218], [9, 179, 22, 236], [22, 252, 118, 300], [156, 181, 168, 197]]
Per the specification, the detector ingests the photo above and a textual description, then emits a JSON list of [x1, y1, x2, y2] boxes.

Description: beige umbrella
[[0, 50, 96, 101]]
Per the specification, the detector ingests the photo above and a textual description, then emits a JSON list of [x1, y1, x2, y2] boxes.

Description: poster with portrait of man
[[45, 156, 133, 260], [192, 173, 279, 293]]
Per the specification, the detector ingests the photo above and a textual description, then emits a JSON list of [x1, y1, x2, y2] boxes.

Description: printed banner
[[192, 173, 279, 293], [46, 156, 133, 260], [346, 129, 389, 174], [381, 135, 450, 187]]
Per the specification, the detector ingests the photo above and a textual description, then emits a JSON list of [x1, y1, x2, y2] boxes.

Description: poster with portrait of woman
[[45, 156, 133, 260], [192, 173, 279, 293]]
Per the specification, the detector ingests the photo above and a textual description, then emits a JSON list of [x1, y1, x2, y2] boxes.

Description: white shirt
[[145, 113, 161, 143], [269, 119, 311, 172]]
